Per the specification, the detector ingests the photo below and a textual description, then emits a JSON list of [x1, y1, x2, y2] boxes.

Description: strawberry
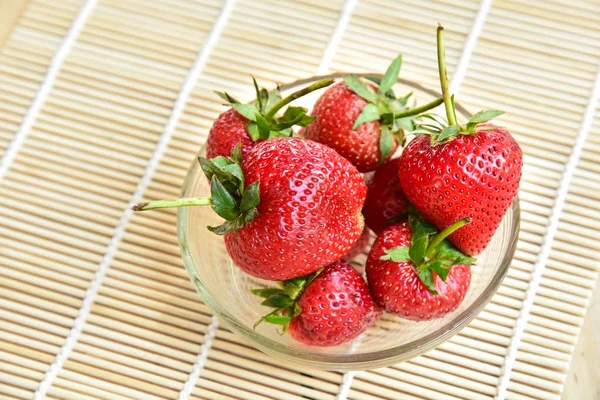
[[304, 56, 443, 172], [342, 227, 371, 262], [252, 261, 380, 346], [363, 157, 409, 234], [399, 25, 522, 256], [366, 216, 474, 320], [134, 137, 367, 281], [206, 78, 333, 159]]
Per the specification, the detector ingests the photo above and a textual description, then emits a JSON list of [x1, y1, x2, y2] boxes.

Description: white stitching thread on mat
[[33, 0, 234, 397], [496, 64, 600, 400], [0, 0, 97, 182], [336, 371, 356, 400], [335, 1, 492, 398], [449, 0, 493, 94], [317, 0, 358, 75], [179, 316, 220, 400], [335, 334, 365, 400], [318, 1, 363, 396]]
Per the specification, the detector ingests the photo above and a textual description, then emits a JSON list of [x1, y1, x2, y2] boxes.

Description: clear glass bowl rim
[[177, 73, 521, 370]]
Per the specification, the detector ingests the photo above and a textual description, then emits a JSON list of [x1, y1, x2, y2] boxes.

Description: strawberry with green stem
[[206, 77, 334, 159], [253, 261, 380, 346], [134, 137, 367, 281], [362, 157, 409, 234], [399, 25, 522, 255], [304, 56, 443, 172], [366, 215, 475, 320]]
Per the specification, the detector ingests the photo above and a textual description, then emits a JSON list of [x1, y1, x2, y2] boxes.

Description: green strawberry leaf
[[211, 155, 230, 168], [252, 76, 262, 111], [198, 157, 218, 182], [210, 176, 239, 221], [393, 116, 414, 133], [259, 89, 269, 112], [240, 180, 260, 213], [242, 207, 259, 224], [379, 125, 394, 164], [397, 91, 413, 106], [344, 76, 377, 103], [222, 163, 244, 192], [246, 122, 260, 141], [408, 215, 436, 265], [380, 246, 411, 262], [199, 157, 240, 194], [437, 124, 461, 142], [353, 103, 380, 130], [455, 254, 477, 265], [428, 261, 449, 282], [264, 315, 292, 325], [468, 109, 504, 124], [251, 288, 284, 298], [364, 75, 382, 86], [214, 91, 240, 104], [268, 129, 293, 138], [466, 110, 504, 133], [262, 294, 293, 308], [418, 268, 438, 295], [379, 54, 402, 95], [206, 220, 234, 235], [229, 142, 243, 165], [276, 106, 314, 130], [232, 103, 259, 121], [409, 226, 429, 265], [436, 240, 477, 266], [267, 85, 282, 109], [255, 112, 271, 139]]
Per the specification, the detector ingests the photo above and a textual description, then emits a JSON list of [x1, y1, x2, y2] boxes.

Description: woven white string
[[335, 334, 365, 400], [317, 0, 358, 75], [33, 0, 234, 397], [0, 0, 97, 182], [179, 316, 220, 400], [496, 63, 600, 400], [449, 0, 493, 94], [335, 1, 492, 398]]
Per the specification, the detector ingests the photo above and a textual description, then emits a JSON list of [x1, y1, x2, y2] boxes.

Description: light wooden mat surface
[[0, 1, 599, 399]]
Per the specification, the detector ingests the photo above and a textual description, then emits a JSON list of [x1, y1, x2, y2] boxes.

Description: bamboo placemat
[[0, 0, 599, 399]]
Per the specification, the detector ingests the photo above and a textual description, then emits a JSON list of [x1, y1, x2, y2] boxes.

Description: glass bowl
[[178, 74, 520, 370]]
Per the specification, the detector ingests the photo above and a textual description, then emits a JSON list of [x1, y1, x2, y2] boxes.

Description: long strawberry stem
[[436, 25, 458, 126], [424, 217, 470, 258], [265, 78, 334, 119], [393, 97, 444, 119], [133, 197, 212, 211]]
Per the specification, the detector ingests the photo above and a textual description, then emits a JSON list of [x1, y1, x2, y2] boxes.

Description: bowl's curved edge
[[176, 73, 521, 370]]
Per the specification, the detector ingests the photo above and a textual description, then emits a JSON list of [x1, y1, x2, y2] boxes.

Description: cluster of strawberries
[[134, 27, 522, 347]]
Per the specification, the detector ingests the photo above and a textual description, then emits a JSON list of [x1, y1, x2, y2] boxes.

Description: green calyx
[[216, 77, 334, 141], [252, 269, 323, 333], [412, 25, 504, 145], [379, 214, 476, 295], [132, 143, 260, 236], [344, 55, 443, 163], [199, 143, 260, 235]]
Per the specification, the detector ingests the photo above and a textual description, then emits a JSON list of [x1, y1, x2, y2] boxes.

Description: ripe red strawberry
[[363, 157, 409, 234], [206, 108, 254, 159], [304, 57, 443, 172], [366, 218, 474, 320], [253, 261, 380, 346], [134, 137, 367, 281], [342, 227, 371, 262], [400, 25, 522, 256], [206, 78, 333, 159]]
